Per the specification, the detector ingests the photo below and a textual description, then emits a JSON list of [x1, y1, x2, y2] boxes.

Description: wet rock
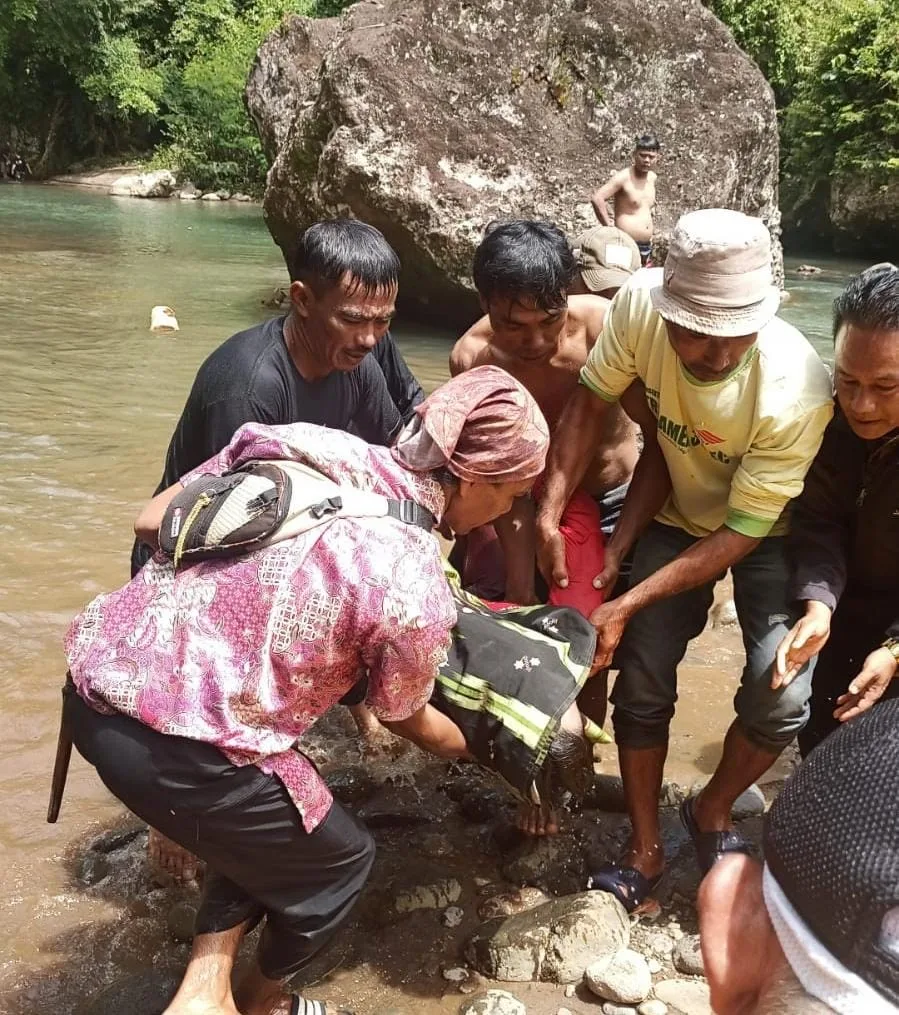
[[419, 832, 454, 858], [166, 901, 197, 943], [248, 0, 784, 330], [178, 182, 200, 200], [394, 878, 462, 914], [91, 825, 145, 854], [460, 990, 526, 1015], [603, 1006, 636, 1015], [200, 192, 222, 201], [325, 766, 378, 804], [585, 948, 652, 1004], [642, 933, 675, 958], [653, 979, 713, 1015], [659, 782, 685, 808], [215, 190, 231, 200], [110, 170, 177, 199], [443, 966, 470, 982], [77, 969, 182, 1015], [583, 774, 628, 812], [796, 264, 823, 274], [77, 851, 111, 886], [639, 1002, 669, 1015], [466, 891, 629, 983], [358, 785, 441, 828], [502, 836, 586, 895], [443, 906, 465, 928], [477, 886, 552, 921], [233, 193, 254, 202], [732, 784, 766, 820], [672, 934, 704, 976], [109, 917, 165, 970], [460, 787, 511, 823]]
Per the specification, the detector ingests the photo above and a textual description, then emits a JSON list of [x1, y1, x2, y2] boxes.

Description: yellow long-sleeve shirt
[[580, 269, 834, 538]]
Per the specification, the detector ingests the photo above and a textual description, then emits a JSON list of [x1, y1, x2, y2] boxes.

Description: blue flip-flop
[[587, 861, 663, 913], [680, 797, 752, 875]]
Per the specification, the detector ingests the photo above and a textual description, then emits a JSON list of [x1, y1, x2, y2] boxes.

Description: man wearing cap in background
[[699, 698, 899, 1014], [536, 208, 834, 909], [569, 225, 642, 299]]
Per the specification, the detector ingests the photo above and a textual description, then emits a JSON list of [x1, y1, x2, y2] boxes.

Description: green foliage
[[0, 0, 355, 185]]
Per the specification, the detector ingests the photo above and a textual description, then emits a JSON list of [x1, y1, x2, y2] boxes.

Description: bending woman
[[63, 366, 548, 1015]]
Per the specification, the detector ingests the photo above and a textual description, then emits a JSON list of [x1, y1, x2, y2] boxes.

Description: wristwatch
[[882, 638, 899, 665]]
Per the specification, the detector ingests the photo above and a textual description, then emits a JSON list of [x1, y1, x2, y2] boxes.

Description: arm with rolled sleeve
[[725, 401, 834, 539], [578, 284, 641, 404]]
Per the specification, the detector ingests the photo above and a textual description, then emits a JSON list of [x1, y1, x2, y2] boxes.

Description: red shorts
[[460, 488, 605, 619]]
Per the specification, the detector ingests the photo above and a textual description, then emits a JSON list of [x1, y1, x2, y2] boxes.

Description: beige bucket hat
[[650, 209, 781, 338], [573, 226, 641, 294]]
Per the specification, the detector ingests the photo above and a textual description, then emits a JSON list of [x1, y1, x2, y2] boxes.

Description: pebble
[[166, 901, 198, 943], [585, 949, 652, 1004], [564, 984, 576, 997], [460, 989, 526, 1015], [732, 784, 766, 819], [710, 597, 738, 628], [647, 959, 662, 974], [638, 1002, 668, 1015], [443, 906, 465, 928], [653, 979, 713, 1015], [394, 878, 462, 914], [644, 933, 674, 957], [477, 886, 551, 920], [557, 1009, 574, 1015], [602, 1005, 636, 1015], [443, 966, 470, 982], [673, 934, 705, 976]]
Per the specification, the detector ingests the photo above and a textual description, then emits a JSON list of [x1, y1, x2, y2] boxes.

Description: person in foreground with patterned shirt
[[536, 209, 834, 911], [63, 366, 549, 1015]]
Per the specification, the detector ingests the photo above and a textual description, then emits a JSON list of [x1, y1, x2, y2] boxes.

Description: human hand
[[536, 522, 569, 590], [772, 600, 832, 689], [588, 599, 632, 670], [593, 545, 621, 596], [833, 647, 898, 722]]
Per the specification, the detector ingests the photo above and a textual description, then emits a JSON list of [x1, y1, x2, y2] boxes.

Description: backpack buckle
[[310, 495, 343, 519]]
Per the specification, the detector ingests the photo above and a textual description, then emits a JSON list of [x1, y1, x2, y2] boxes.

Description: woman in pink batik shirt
[[63, 366, 548, 1015]]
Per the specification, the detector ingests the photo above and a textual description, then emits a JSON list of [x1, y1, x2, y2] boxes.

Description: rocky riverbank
[[48, 167, 257, 203]]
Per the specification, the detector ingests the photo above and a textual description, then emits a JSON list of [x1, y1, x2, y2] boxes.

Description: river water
[[0, 185, 868, 1012]]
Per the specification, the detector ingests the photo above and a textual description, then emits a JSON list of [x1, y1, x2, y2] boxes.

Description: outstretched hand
[[772, 601, 832, 689], [588, 599, 631, 670], [592, 546, 621, 596], [833, 647, 898, 722]]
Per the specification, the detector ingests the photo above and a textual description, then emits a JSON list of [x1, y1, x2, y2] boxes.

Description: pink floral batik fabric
[[66, 422, 456, 831]]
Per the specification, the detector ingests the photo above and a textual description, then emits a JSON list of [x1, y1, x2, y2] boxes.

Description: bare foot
[[164, 1000, 240, 1015], [149, 827, 202, 886], [515, 801, 560, 836]]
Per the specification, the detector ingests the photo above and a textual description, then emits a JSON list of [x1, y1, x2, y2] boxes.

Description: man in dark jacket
[[775, 263, 899, 753]]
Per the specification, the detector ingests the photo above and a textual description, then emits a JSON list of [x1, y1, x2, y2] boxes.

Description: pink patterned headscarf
[[392, 365, 549, 483]]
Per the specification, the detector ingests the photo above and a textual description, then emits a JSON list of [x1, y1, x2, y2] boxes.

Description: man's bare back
[[451, 295, 637, 495]]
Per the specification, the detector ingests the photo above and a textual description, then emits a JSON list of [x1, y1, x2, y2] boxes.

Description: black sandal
[[289, 996, 354, 1015], [587, 861, 663, 913], [680, 797, 752, 875]]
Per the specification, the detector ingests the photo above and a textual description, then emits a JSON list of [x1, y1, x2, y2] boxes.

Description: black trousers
[[798, 595, 899, 757], [66, 688, 375, 979]]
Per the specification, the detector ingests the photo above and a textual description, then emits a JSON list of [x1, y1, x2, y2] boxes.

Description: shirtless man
[[450, 220, 646, 658], [591, 134, 660, 265]]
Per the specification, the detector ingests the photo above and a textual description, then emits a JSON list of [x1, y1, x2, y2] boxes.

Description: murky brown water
[[0, 185, 865, 1012]]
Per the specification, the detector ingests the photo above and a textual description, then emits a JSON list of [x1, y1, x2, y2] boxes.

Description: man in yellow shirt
[[536, 209, 833, 911]]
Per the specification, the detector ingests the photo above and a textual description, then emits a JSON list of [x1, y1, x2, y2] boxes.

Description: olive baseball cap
[[572, 226, 641, 294]]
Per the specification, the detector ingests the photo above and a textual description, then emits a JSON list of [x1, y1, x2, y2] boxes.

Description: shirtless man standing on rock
[[591, 133, 660, 265], [450, 221, 656, 743]]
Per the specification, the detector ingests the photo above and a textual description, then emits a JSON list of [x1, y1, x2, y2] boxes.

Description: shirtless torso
[[450, 295, 638, 496], [592, 164, 657, 247]]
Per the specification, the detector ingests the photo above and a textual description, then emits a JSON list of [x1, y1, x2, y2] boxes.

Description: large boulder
[[248, 0, 782, 327], [829, 173, 899, 257], [109, 169, 177, 198]]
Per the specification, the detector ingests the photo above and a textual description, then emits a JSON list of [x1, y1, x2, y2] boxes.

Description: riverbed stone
[[325, 765, 378, 804], [200, 192, 222, 201], [77, 850, 110, 886], [653, 979, 713, 1015], [248, 0, 783, 329], [585, 949, 652, 1004], [603, 1006, 636, 1015], [672, 934, 705, 976], [477, 886, 552, 920], [110, 170, 177, 198], [166, 901, 198, 943], [639, 1002, 669, 1015], [501, 835, 586, 895], [394, 878, 462, 914], [466, 891, 629, 983], [460, 990, 526, 1015], [732, 784, 766, 820]]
